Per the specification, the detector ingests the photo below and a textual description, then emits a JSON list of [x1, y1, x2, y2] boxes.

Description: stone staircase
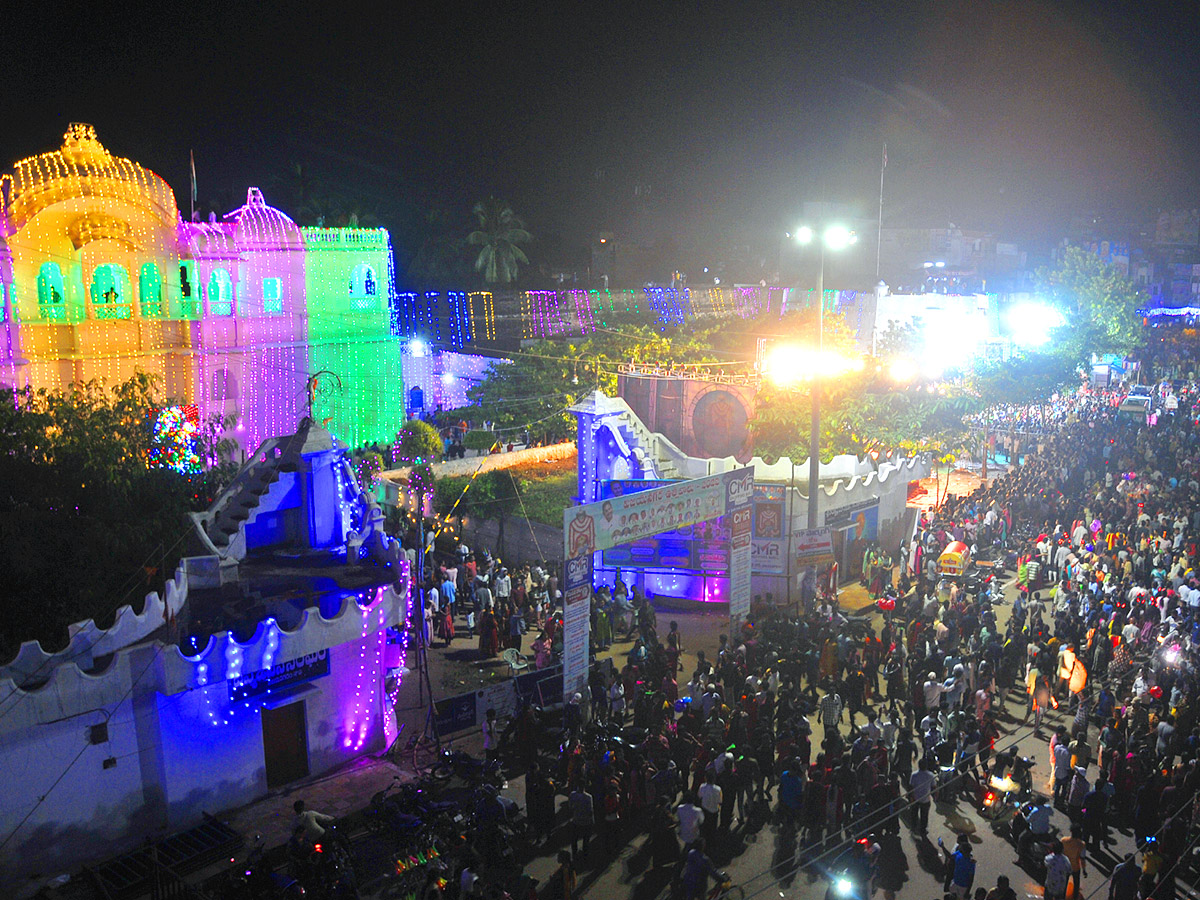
[[191, 425, 308, 560]]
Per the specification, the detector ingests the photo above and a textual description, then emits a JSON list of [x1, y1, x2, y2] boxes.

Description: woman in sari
[[479, 609, 500, 658]]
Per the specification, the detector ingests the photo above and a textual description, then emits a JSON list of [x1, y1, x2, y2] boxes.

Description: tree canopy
[[1038, 245, 1144, 364], [394, 419, 443, 464], [0, 374, 237, 656], [467, 197, 532, 284], [752, 371, 981, 465]]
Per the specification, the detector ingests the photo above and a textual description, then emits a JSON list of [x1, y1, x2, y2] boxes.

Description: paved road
[[372, 570, 1159, 900]]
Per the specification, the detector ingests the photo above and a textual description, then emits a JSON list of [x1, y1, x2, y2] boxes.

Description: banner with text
[[727, 471, 754, 630], [562, 551, 594, 698], [751, 484, 788, 575], [793, 526, 836, 569], [564, 468, 754, 697], [565, 472, 730, 557]]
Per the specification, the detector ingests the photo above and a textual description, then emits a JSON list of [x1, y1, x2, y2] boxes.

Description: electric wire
[[0, 645, 164, 853]]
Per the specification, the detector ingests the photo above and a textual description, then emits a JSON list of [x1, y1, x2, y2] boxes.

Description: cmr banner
[[726, 469, 754, 631], [564, 467, 755, 699], [793, 526, 836, 569], [562, 550, 594, 697]]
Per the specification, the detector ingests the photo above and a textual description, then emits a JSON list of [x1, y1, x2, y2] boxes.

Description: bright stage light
[[888, 358, 918, 383], [764, 344, 863, 386], [794, 224, 857, 249], [1006, 301, 1066, 349], [824, 225, 857, 250]]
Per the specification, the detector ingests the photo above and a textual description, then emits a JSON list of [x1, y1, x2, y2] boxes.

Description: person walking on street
[[1109, 854, 1141, 900], [909, 759, 936, 833], [986, 874, 1016, 900], [939, 835, 976, 900], [569, 785, 594, 862], [677, 791, 705, 859], [1061, 824, 1088, 899], [820, 689, 845, 736], [1043, 839, 1072, 900], [698, 772, 723, 847]]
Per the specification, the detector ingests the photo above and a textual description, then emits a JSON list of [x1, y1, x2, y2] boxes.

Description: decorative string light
[[571, 290, 597, 334], [468, 291, 495, 340], [147, 404, 201, 473], [382, 578, 414, 747], [345, 589, 387, 750], [447, 291, 473, 348], [0, 127, 406, 455]]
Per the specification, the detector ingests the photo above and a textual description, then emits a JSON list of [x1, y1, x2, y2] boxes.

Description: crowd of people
[[511, 376, 1200, 900], [388, 369, 1200, 900]]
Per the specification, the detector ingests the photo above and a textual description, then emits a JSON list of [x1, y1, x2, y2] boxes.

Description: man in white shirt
[[677, 794, 704, 851], [698, 773, 723, 845], [909, 760, 936, 833], [493, 568, 511, 604], [923, 673, 945, 712]]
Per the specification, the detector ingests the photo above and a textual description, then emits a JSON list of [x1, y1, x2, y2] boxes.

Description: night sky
[[3, 0, 1199, 264]]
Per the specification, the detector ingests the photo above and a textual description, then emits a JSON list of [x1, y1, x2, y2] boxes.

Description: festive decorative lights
[[147, 404, 201, 473], [0, 127, 404, 457]]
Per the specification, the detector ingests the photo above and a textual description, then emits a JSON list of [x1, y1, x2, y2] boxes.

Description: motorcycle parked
[[219, 834, 306, 900], [431, 747, 505, 788]]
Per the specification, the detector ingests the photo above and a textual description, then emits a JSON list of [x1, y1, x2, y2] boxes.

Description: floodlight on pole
[[785, 218, 860, 616]]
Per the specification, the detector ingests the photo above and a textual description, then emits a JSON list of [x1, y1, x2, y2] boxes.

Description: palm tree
[[467, 197, 532, 284]]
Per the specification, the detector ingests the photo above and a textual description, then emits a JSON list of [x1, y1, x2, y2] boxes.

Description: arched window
[[91, 264, 131, 319], [139, 263, 163, 317], [350, 263, 377, 308], [262, 277, 282, 314], [208, 268, 233, 316], [38, 262, 66, 320]]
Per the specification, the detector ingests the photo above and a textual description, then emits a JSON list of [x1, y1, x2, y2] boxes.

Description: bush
[[464, 430, 499, 453]]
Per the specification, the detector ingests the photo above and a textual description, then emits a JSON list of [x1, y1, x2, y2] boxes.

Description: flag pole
[[875, 142, 886, 281], [189, 150, 197, 222]]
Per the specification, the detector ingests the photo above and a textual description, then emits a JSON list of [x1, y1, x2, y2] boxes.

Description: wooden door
[[261, 701, 309, 788]]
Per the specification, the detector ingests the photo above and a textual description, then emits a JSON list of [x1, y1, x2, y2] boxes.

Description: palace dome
[[224, 187, 303, 250], [3, 124, 178, 234]]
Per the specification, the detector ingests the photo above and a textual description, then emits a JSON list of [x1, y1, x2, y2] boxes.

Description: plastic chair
[[502, 648, 529, 676]]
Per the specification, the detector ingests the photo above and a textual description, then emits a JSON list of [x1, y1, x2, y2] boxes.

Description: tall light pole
[[793, 224, 857, 529]]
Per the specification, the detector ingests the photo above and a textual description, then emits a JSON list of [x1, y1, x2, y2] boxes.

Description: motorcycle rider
[[1014, 800, 1054, 861]]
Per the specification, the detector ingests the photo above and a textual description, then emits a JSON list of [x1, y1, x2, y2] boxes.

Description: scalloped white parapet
[[571, 389, 932, 501], [0, 563, 190, 685], [0, 561, 411, 734]]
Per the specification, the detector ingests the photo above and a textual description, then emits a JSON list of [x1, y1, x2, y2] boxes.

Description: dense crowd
[[387, 373, 1200, 900], [518, 378, 1200, 900]]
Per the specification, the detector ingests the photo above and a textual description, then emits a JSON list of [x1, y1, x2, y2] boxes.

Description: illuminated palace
[[0, 124, 405, 450]]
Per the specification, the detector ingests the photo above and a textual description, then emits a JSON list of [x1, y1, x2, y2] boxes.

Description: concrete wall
[[0, 578, 408, 888]]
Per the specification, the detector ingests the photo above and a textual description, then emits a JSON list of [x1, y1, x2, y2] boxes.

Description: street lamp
[[792, 224, 858, 529]]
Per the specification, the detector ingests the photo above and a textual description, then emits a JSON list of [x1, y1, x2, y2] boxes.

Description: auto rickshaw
[[937, 541, 972, 578]]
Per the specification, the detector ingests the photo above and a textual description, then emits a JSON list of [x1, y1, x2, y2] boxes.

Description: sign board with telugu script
[[228, 650, 330, 703], [563, 468, 755, 698], [793, 526, 836, 569]]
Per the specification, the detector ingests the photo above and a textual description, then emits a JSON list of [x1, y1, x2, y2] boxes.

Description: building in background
[[0, 124, 405, 451]]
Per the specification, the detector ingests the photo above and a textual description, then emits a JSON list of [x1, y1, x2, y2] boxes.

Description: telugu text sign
[[562, 551, 593, 697], [728, 484, 754, 628], [793, 526, 836, 569], [565, 473, 730, 556]]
